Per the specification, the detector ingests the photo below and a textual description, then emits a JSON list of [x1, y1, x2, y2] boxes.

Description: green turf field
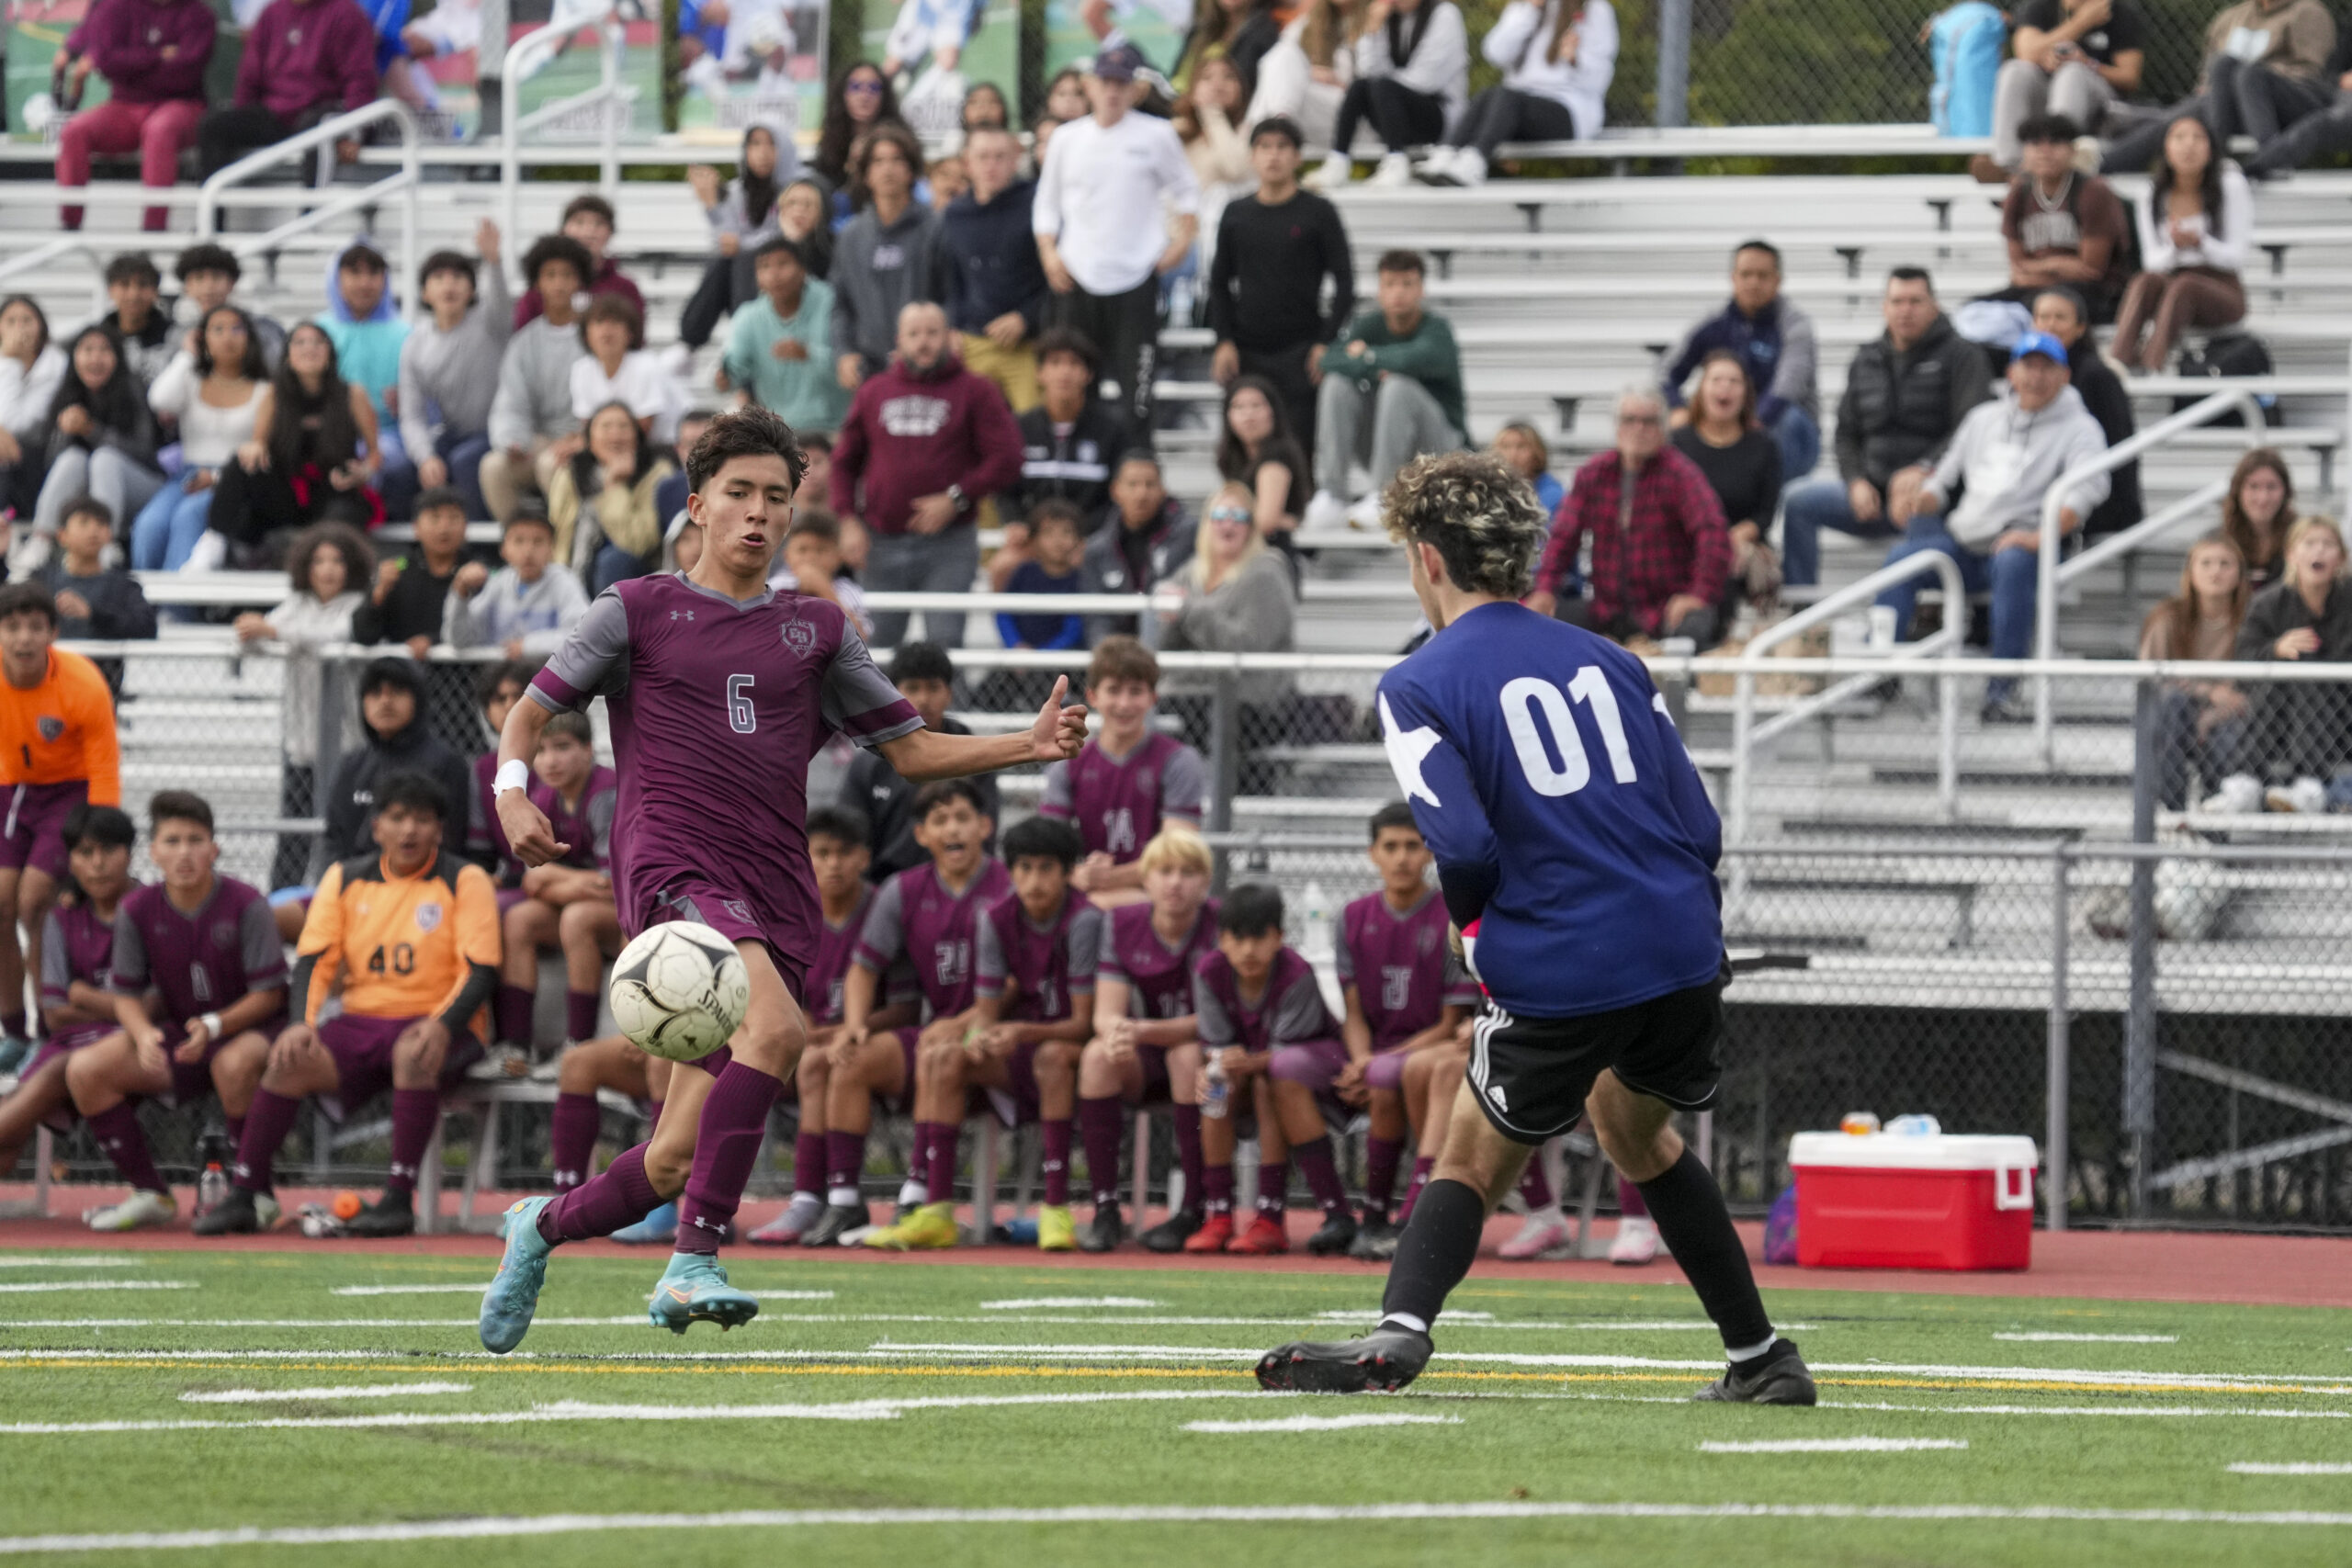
[[3, 1247, 2349, 1565]]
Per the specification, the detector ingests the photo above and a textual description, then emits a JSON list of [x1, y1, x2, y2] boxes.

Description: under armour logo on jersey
[[672, 609, 696, 621], [1380, 694, 1442, 808]]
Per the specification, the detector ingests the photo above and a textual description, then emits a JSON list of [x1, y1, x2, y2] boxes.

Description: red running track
[[7, 1182, 2351, 1308]]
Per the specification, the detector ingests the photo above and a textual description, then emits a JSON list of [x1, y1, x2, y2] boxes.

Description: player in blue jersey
[[1257, 451, 1815, 1406]]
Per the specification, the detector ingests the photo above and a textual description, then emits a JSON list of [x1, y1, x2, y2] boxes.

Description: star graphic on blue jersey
[[1380, 694, 1442, 808]]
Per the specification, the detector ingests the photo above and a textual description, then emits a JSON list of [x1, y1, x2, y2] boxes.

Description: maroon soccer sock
[[87, 1103, 165, 1195], [1170, 1105, 1204, 1213], [1363, 1134, 1405, 1223], [792, 1131, 825, 1198], [549, 1090, 601, 1191], [565, 990, 599, 1043], [537, 1143, 661, 1246], [1395, 1156, 1436, 1224], [1289, 1135, 1348, 1216], [1041, 1118, 1072, 1207], [224, 1113, 244, 1149], [1253, 1160, 1289, 1220], [1619, 1179, 1649, 1218], [233, 1088, 301, 1193], [1518, 1157, 1555, 1212], [0, 1010, 25, 1040], [494, 984, 535, 1046], [674, 1060, 783, 1255], [826, 1129, 867, 1194], [1202, 1163, 1234, 1216], [384, 1089, 440, 1200], [1078, 1096, 1125, 1208], [921, 1121, 960, 1203]]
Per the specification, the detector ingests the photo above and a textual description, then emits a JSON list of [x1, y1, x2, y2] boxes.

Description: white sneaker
[[1412, 146, 1459, 182], [254, 1193, 283, 1231], [1304, 156, 1353, 191], [1498, 1206, 1574, 1259], [85, 1190, 177, 1232], [2200, 773, 2262, 815], [1440, 148, 1488, 187], [184, 528, 228, 572], [1300, 490, 1351, 535], [1369, 152, 1414, 187], [1609, 1214, 1660, 1265], [1345, 493, 1383, 531], [468, 1045, 528, 1081], [7, 532, 51, 579], [2268, 776, 2327, 815]]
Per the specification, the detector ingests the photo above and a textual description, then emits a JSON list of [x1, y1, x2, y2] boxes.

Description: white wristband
[[200, 1011, 222, 1039], [494, 759, 531, 795]]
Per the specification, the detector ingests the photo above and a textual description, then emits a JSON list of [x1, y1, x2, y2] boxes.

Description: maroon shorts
[[495, 886, 530, 918], [1135, 1042, 1173, 1107], [983, 1039, 1043, 1128], [1365, 1047, 1412, 1094], [0, 781, 89, 877], [318, 1012, 482, 1122], [160, 1013, 283, 1110], [629, 879, 809, 1080], [19, 1021, 114, 1132]]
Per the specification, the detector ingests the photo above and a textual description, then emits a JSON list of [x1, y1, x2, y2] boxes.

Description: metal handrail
[[195, 99, 421, 321], [500, 0, 628, 247], [0, 237, 108, 314], [2032, 386, 2264, 755], [1727, 548, 1968, 851]]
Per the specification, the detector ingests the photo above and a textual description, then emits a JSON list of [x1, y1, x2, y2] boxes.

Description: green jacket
[[1326, 306, 1464, 434]]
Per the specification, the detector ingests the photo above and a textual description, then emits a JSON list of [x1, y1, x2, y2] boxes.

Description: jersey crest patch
[[782, 619, 817, 654], [414, 902, 443, 932], [36, 716, 62, 742]]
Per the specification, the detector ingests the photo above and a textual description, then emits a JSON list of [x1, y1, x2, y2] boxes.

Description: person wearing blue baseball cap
[[1875, 325, 2112, 723]]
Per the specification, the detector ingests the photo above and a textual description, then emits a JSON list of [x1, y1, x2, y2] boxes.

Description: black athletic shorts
[[1465, 964, 1729, 1145]]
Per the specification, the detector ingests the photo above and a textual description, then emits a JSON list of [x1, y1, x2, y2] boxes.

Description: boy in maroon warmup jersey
[[1074, 826, 1216, 1252], [1037, 638, 1207, 910], [876, 814, 1102, 1251], [481, 407, 1086, 1351], [71, 792, 287, 1232], [831, 782, 1011, 1250], [1185, 884, 1357, 1258], [1336, 802, 1478, 1259], [0, 807, 135, 1209], [490, 710, 621, 1067]]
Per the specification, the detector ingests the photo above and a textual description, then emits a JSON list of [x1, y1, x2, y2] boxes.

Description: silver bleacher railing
[[499, 0, 630, 248], [0, 238, 110, 315], [195, 99, 423, 320]]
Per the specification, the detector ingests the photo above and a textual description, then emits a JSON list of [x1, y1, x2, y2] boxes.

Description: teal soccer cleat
[[479, 1197, 554, 1355], [647, 1252, 762, 1335]]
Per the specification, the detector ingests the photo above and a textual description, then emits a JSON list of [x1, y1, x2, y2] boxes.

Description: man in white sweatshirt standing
[[1875, 330, 2109, 721], [1033, 41, 1199, 436]]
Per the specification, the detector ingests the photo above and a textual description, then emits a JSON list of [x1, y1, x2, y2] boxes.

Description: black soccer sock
[[1379, 1178, 1487, 1332], [1634, 1146, 1775, 1355]]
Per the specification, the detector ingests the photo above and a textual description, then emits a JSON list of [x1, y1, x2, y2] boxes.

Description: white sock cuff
[[1380, 1312, 1430, 1337], [828, 1186, 862, 1206], [1725, 1333, 1779, 1363]]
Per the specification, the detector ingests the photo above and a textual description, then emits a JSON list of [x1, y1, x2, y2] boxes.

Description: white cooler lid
[[1789, 1132, 2040, 1170]]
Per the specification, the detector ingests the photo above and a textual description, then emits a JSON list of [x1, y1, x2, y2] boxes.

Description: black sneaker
[[1980, 690, 2031, 725], [1137, 1209, 1203, 1253], [191, 1186, 259, 1236], [1348, 1219, 1399, 1260], [1256, 1324, 1434, 1393], [344, 1194, 415, 1238], [1691, 1338, 1817, 1405], [1305, 1210, 1359, 1257], [800, 1201, 867, 1248], [1080, 1202, 1125, 1254]]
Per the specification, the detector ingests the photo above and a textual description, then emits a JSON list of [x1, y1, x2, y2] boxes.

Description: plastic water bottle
[[1886, 1113, 1942, 1137], [1301, 879, 1332, 960], [1839, 1110, 1882, 1135], [196, 1131, 232, 1217], [1202, 1053, 1230, 1121]]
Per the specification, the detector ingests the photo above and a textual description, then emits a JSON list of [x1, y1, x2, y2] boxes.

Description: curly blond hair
[[1382, 450, 1546, 601]]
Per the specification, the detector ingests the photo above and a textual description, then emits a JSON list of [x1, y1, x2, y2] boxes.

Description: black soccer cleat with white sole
[[343, 1194, 415, 1238], [1691, 1337, 1817, 1405], [799, 1201, 867, 1248], [1255, 1324, 1433, 1393], [1304, 1211, 1358, 1257]]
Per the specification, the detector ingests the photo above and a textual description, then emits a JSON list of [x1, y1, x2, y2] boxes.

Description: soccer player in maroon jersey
[[1038, 637, 1206, 910], [0, 806, 134, 1210], [1074, 826, 1217, 1252], [1336, 801, 1479, 1260], [887, 814, 1102, 1252], [491, 710, 621, 1065], [481, 406, 1086, 1352], [1185, 885, 1358, 1258], [546, 1033, 669, 1197], [71, 793, 287, 1232]]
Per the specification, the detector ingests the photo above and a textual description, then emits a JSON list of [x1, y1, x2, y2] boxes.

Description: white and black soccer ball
[[609, 920, 750, 1063]]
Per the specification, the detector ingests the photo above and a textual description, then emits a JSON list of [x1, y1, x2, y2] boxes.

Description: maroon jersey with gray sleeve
[[1337, 888, 1478, 1051], [808, 886, 876, 1027], [854, 859, 1014, 1019], [1194, 945, 1337, 1051], [976, 891, 1104, 1023], [527, 576, 921, 968], [40, 898, 118, 1046], [1037, 732, 1206, 863], [1097, 898, 1217, 1021], [108, 876, 287, 1027]]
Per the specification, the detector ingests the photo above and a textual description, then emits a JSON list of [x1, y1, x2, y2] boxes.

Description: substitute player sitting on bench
[[1036, 637, 1206, 910], [198, 773, 502, 1238]]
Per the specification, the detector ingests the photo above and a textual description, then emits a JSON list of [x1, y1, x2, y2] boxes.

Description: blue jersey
[[1376, 601, 1722, 1018]]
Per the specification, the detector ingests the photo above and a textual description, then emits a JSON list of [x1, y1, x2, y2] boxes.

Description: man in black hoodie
[[311, 656, 473, 882], [940, 125, 1051, 414], [1011, 328, 1132, 525], [1780, 266, 1991, 587]]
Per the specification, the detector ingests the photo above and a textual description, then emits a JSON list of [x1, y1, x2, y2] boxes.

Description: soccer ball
[[609, 920, 750, 1063]]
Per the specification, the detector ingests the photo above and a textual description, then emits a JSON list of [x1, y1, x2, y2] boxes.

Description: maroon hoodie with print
[[829, 352, 1023, 536]]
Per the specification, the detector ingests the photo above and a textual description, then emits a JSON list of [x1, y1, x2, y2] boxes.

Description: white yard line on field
[[1185, 1415, 1462, 1433], [979, 1298, 1161, 1310], [1995, 1334, 2179, 1344], [179, 1384, 475, 1403], [2229, 1463, 2352, 1475], [1699, 1438, 1970, 1454], [0, 1280, 189, 1293]]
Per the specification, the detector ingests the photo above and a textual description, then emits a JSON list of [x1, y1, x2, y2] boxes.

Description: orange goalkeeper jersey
[[0, 649, 119, 802], [292, 850, 501, 1032]]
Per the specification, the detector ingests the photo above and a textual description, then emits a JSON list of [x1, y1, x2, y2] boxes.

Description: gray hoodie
[[831, 202, 944, 374], [1922, 383, 2109, 550]]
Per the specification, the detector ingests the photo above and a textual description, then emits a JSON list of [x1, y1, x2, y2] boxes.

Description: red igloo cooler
[[1786, 1132, 2040, 1270]]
